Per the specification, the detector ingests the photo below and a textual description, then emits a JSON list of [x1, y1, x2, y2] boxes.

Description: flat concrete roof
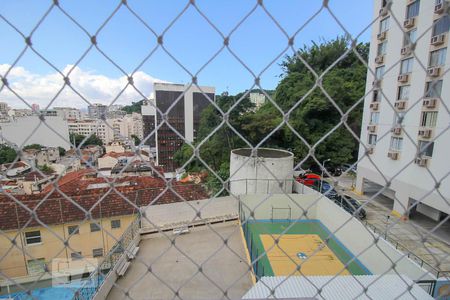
[[141, 196, 239, 231], [107, 221, 253, 300]]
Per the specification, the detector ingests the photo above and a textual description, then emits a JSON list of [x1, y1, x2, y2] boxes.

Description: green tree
[[58, 146, 66, 156], [23, 144, 43, 150], [39, 164, 54, 173], [0, 145, 17, 164], [131, 134, 141, 146], [122, 100, 144, 114], [70, 133, 103, 148], [240, 37, 368, 169]]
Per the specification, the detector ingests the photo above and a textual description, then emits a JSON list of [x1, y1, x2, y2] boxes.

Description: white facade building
[[68, 119, 114, 145], [68, 114, 143, 146], [0, 116, 71, 149], [53, 107, 82, 120], [356, 0, 450, 221]]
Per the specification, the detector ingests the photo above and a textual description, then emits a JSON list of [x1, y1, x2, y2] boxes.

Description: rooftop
[[107, 221, 253, 300]]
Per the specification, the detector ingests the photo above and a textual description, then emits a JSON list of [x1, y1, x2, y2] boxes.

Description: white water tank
[[230, 148, 294, 195]]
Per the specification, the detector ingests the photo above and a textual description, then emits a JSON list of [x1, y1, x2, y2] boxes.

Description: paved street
[[331, 174, 450, 277]]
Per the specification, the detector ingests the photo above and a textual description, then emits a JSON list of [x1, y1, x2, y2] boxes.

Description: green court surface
[[243, 220, 371, 277]]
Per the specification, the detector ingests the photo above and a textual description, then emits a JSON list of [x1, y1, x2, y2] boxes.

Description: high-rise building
[[88, 103, 108, 119], [356, 0, 450, 221], [142, 83, 215, 172], [53, 107, 82, 120], [0, 102, 10, 122]]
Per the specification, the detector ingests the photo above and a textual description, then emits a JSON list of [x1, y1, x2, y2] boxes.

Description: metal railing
[[72, 216, 140, 300]]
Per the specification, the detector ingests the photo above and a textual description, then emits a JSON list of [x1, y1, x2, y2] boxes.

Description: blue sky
[[0, 0, 373, 108]]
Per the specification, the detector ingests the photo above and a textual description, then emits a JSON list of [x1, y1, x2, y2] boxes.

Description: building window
[[418, 140, 434, 157], [90, 223, 101, 232], [368, 134, 377, 146], [397, 85, 410, 100], [420, 111, 438, 127], [425, 80, 443, 98], [432, 16, 450, 36], [375, 66, 385, 79], [400, 57, 414, 74], [68, 225, 79, 235], [406, 1, 420, 19], [92, 248, 103, 258], [111, 219, 121, 229], [71, 252, 82, 260], [370, 112, 380, 124], [27, 258, 46, 275], [404, 28, 417, 46], [429, 48, 447, 67], [390, 137, 403, 151], [373, 90, 381, 102], [377, 42, 387, 56], [380, 17, 390, 33], [394, 112, 406, 125], [25, 231, 42, 245]]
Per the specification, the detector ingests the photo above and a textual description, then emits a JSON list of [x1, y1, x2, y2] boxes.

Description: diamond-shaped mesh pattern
[[0, 0, 449, 299]]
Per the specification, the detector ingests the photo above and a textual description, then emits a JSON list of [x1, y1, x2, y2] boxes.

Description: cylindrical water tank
[[230, 148, 294, 195]]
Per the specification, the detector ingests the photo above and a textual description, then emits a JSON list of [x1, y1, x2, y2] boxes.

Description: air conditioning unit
[[388, 151, 399, 160], [394, 100, 407, 110], [367, 125, 377, 132], [391, 126, 402, 135], [427, 67, 441, 77], [397, 74, 409, 83], [414, 157, 429, 167], [379, 7, 388, 16], [375, 55, 384, 64], [403, 18, 415, 28], [370, 102, 379, 110], [418, 128, 433, 138], [430, 34, 445, 46], [435, 1, 447, 14], [423, 98, 438, 109], [377, 31, 387, 41], [400, 46, 412, 56]]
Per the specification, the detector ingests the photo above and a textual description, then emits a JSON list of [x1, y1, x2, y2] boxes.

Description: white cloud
[[0, 64, 165, 109]]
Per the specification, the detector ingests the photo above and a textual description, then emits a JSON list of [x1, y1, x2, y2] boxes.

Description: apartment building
[[356, 0, 450, 221], [142, 83, 215, 172], [87, 103, 108, 119], [53, 107, 82, 120], [68, 119, 114, 145], [0, 170, 208, 279]]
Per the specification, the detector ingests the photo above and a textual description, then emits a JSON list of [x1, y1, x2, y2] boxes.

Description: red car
[[296, 173, 321, 187]]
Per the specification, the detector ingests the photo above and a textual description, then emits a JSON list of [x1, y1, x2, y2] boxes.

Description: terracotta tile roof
[[42, 169, 96, 193], [1, 161, 28, 170], [0, 179, 209, 230]]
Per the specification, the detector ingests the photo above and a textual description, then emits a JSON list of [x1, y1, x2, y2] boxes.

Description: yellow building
[[0, 214, 136, 279]]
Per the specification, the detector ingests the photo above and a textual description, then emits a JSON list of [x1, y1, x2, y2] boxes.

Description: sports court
[[243, 220, 370, 277]]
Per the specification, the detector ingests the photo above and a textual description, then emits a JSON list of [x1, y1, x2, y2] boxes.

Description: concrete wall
[[0, 116, 70, 149], [240, 194, 318, 222], [230, 148, 294, 196]]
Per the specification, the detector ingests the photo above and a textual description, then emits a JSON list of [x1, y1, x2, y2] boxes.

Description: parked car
[[333, 195, 366, 220], [296, 173, 321, 186], [340, 163, 357, 174]]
